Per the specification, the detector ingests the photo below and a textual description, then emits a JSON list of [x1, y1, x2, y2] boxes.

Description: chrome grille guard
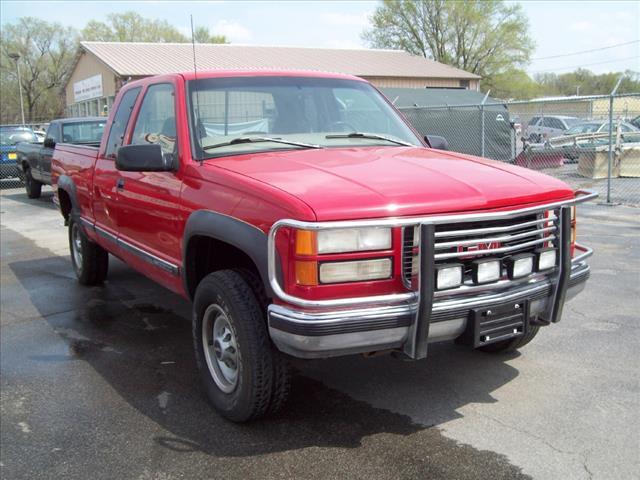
[[267, 190, 597, 312]]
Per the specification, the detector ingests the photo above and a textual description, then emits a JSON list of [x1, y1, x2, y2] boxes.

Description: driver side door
[[114, 81, 184, 293]]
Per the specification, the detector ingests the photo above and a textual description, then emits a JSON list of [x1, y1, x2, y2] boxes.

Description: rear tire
[[69, 218, 109, 285], [25, 168, 42, 199], [193, 270, 290, 422], [479, 326, 540, 353]]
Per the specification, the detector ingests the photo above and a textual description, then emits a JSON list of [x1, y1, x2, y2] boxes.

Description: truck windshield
[[187, 76, 422, 159]]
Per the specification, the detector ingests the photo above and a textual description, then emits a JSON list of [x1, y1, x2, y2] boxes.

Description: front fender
[[182, 210, 275, 298]]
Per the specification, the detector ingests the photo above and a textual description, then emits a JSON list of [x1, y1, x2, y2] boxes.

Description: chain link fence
[[400, 93, 640, 206], [3, 94, 640, 205]]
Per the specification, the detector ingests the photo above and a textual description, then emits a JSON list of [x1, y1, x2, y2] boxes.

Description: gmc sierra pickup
[[17, 117, 105, 198], [52, 71, 596, 422]]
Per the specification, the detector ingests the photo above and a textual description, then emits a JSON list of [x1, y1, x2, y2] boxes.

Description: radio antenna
[[190, 15, 198, 79], [190, 15, 204, 165]]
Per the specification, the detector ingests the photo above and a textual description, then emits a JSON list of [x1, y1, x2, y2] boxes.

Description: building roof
[[79, 41, 480, 80]]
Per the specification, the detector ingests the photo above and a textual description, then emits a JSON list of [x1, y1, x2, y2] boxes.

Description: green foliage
[[363, 0, 534, 79], [193, 26, 228, 45], [534, 69, 640, 97], [0, 17, 77, 123], [482, 68, 542, 100], [81, 12, 226, 44], [484, 68, 640, 100]]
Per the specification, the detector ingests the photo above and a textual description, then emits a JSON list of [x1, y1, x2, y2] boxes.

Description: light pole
[[8, 53, 26, 126]]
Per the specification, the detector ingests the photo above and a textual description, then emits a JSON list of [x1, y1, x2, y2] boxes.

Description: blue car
[[1, 126, 38, 181]]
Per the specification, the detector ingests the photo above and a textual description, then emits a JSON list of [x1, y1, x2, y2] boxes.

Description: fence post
[[606, 75, 624, 204], [480, 90, 490, 157]]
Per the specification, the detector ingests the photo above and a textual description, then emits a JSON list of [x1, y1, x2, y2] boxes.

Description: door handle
[[116, 178, 125, 190]]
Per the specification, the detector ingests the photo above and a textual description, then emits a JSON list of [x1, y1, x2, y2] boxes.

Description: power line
[[531, 55, 639, 74], [531, 40, 640, 61]]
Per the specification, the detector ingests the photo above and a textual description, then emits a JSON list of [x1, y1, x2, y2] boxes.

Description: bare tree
[[1, 17, 77, 122]]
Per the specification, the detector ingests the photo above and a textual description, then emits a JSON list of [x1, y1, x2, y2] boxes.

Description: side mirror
[[116, 144, 172, 172], [44, 137, 55, 149], [424, 135, 449, 151]]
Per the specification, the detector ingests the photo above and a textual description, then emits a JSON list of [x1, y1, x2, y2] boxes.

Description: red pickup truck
[[52, 70, 596, 422]]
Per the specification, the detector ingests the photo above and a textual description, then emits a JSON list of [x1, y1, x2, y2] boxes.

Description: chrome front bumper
[[268, 251, 591, 359], [267, 191, 597, 359]]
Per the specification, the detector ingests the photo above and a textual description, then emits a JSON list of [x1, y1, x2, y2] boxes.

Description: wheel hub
[[202, 305, 239, 393]]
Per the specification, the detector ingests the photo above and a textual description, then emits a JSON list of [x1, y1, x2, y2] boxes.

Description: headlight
[[319, 258, 392, 284], [506, 253, 534, 279], [536, 248, 557, 271], [316, 227, 391, 254], [472, 258, 501, 284], [436, 264, 463, 290]]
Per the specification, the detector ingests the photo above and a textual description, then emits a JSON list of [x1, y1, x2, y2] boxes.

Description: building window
[[459, 79, 470, 89]]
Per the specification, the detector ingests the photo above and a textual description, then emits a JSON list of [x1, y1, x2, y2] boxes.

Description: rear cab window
[[105, 87, 142, 157], [45, 123, 60, 144]]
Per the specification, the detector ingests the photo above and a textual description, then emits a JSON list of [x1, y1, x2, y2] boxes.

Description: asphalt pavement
[[1, 188, 638, 480]]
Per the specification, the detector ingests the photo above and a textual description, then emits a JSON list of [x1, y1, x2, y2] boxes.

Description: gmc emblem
[[458, 241, 501, 257]]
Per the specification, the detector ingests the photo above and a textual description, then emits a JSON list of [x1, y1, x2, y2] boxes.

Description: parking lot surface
[[1, 188, 638, 480]]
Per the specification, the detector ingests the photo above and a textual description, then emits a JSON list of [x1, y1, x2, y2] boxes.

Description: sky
[[1, 0, 639, 76]]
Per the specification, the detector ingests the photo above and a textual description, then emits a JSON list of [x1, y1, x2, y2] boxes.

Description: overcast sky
[[2, 0, 639, 75]]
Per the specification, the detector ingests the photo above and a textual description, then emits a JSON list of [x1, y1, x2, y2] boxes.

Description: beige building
[[65, 41, 480, 116]]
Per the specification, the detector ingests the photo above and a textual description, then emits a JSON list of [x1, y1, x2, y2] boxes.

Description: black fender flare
[[182, 210, 278, 299], [56, 174, 80, 221]]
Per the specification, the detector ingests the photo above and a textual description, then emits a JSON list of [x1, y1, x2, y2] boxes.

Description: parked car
[[0, 126, 38, 181], [17, 117, 106, 198], [52, 70, 595, 422], [33, 130, 46, 143], [524, 115, 580, 142], [548, 121, 640, 161], [563, 120, 639, 136]]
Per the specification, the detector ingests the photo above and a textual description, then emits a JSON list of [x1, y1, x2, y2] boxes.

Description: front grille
[[402, 211, 557, 288]]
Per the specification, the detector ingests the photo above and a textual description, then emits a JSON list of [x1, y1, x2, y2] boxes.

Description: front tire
[[193, 270, 290, 422], [479, 326, 540, 353], [69, 219, 109, 285], [24, 168, 42, 199]]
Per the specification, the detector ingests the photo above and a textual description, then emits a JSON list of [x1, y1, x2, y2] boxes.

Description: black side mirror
[[424, 135, 449, 151], [116, 144, 172, 172], [44, 137, 55, 149]]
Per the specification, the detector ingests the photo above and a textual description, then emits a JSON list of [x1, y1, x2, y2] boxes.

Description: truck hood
[[210, 146, 574, 221]]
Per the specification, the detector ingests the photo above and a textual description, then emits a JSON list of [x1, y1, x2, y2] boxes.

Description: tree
[[534, 69, 640, 97], [0, 17, 77, 123], [483, 68, 541, 100], [193, 26, 227, 44], [363, 0, 534, 82], [82, 12, 226, 44]]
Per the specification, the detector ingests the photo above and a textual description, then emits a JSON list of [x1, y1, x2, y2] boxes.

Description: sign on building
[[73, 74, 103, 102]]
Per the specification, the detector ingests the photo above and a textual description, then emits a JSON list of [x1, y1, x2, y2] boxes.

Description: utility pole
[[8, 53, 26, 126], [606, 74, 624, 204]]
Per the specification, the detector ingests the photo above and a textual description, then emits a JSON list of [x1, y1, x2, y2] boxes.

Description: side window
[[46, 124, 60, 143], [131, 83, 176, 156], [529, 116, 540, 127], [105, 87, 141, 157]]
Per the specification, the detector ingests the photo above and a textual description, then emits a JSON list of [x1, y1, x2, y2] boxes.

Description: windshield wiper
[[325, 132, 415, 147], [203, 136, 323, 151]]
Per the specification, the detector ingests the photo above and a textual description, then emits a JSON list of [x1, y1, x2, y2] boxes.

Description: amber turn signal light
[[295, 261, 318, 286], [295, 230, 317, 255]]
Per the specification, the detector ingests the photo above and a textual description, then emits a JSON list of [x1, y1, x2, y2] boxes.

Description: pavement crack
[[467, 407, 582, 457]]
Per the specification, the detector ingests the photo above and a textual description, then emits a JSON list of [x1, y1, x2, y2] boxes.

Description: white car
[[524, 115, 580, 142]]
